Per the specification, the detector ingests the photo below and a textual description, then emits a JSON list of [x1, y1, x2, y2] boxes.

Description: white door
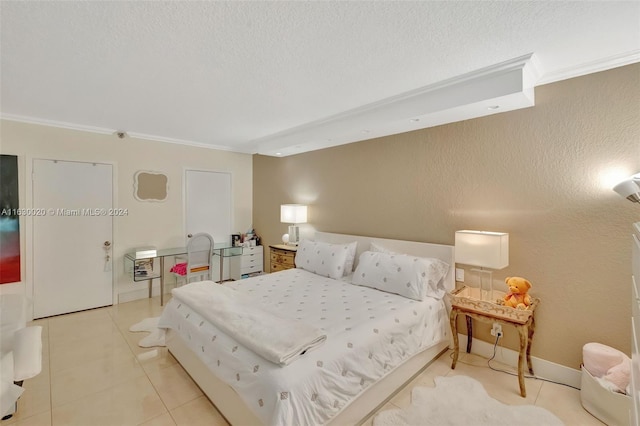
[[185, 170, 232, 244], [33, 159, 113, 318], [185, 170, 232, 280]]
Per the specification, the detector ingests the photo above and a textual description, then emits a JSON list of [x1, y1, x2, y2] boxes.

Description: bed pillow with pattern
[[295, 239, 355, 279], [351, 251, 450, 301]]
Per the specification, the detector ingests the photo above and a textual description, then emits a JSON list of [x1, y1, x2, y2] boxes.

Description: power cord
[[487, 334, 580, 391]]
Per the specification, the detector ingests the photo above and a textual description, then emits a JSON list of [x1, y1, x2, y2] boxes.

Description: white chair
[[172, 233, 214, 285], [0, 295, 42, 420]]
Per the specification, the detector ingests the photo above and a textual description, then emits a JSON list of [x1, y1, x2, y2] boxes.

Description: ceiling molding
[[250, 54, 539, 157], [1, 113, 116, 136], [0, 113, 235, 152], [537, 49, 640, 85]]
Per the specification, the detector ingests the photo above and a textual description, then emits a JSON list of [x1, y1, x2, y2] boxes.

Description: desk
[[125, 243, 243, 305], [449, 286, 539, 397]]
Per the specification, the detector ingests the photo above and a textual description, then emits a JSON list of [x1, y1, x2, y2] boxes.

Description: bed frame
[[166, 232, 455, 425]]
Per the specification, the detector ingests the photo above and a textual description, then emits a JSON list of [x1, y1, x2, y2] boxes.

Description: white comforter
[[171, 281, 326, 366], [158, 269, 448, 426]]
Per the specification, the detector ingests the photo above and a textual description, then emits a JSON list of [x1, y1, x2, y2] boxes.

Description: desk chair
[[172, 233, 214, 285]]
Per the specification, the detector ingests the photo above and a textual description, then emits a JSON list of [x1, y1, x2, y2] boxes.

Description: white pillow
[[295, 239, 352, 279], [342, 241, 358, 276], [352, 251, 450, 300]]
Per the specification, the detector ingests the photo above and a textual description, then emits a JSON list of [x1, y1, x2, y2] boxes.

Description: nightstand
[[449, 286, 539, 397], [269, 244, 297, 272]]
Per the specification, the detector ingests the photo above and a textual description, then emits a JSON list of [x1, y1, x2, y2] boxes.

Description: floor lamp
[[455, 230, 509, 301]]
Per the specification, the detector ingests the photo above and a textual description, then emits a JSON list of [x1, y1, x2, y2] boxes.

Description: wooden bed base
[[167, 330, 449, 425], [166, 231, 455, 425]]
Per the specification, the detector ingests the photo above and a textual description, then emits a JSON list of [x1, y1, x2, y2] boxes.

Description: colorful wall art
[[0, 155, 21, 284]]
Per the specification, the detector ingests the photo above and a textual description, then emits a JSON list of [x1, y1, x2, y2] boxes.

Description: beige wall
[[0, 120, 253, 301], [253, 64, 640, 369]]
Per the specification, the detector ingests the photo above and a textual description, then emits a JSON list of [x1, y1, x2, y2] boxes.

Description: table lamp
[[280, 204, 307, 246], [455, 230, 509, 301]]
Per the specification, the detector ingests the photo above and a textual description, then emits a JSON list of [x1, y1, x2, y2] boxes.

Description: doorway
[[32, 159, 113, 318]]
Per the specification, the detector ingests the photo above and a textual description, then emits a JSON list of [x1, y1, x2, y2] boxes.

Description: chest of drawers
[[269, 244, 297, 273], [230, 246, 263, 280]]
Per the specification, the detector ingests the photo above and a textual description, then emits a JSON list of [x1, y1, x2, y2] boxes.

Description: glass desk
[[125, 243, 243, 305]]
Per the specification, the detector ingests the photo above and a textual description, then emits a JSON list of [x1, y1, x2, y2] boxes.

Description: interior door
[[32, 159, 113, 318], [185, 170, 232, 243], [185, 170, 232, 280]]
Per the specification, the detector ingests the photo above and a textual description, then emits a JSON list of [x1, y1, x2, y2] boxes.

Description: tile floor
[[5, 295, 604, 426]]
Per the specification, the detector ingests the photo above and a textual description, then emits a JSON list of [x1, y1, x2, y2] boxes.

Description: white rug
[[128, 317, 166, 348], [373, 375, 564, 426]]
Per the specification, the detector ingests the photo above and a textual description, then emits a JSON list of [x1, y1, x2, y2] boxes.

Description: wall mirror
[[134, 170, 168, 202]]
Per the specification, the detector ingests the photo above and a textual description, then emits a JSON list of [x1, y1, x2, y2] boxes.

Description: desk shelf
[[124, 256, 161, 282]]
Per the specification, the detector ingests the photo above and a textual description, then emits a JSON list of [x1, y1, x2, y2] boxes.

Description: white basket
[[580, 366, 631, 426]]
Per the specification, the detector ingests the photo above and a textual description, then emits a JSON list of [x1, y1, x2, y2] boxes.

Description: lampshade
[[455, 230, 509, 269], [613, 175, 640, 203], [280, 204, 307, 224]]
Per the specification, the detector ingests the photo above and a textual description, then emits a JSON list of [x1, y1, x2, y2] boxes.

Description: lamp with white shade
[[280, 204, 307, 246], [455, 230, 509, 301], [613, 173, 640, 203]]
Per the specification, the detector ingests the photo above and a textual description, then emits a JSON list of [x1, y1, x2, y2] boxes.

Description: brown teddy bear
[[502, 276, 532, 310]]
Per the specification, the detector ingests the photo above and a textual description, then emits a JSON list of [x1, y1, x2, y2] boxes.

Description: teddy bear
[[502, 276, 532, 310]]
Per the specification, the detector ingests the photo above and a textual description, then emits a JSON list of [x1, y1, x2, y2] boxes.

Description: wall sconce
[[614, 173, 640, 203], [280, 204, 307, 246], [455, 230, 509, 301]]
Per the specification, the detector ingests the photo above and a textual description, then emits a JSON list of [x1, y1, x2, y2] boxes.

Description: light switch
[[455, 268, 464, 282]]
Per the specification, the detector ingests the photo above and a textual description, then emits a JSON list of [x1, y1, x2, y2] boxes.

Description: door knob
[[104, 241, 111, 247], [187, 234, 193, 238]]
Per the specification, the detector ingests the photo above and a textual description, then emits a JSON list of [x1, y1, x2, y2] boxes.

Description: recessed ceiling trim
[[253, 53, 539, 157]]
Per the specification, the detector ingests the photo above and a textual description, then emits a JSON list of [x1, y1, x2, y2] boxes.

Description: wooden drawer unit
[[269, 244, 297, 272]]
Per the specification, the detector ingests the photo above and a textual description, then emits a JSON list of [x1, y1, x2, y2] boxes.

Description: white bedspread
[[158, 269, 448, 426], [171, 281, 326, 366]]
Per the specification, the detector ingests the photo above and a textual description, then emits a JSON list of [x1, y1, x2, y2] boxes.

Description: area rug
[[373, 375, 564, 426], [128, 317, 166, 348]]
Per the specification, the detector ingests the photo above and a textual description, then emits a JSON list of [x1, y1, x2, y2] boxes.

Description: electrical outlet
[[491, 323, 503, 337], [455, 268, 464, 282]]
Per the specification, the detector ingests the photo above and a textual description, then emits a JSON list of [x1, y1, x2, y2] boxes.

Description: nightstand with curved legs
[[449, 287, 539, 397]]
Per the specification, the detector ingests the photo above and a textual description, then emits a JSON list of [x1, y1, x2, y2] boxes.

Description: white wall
[[0, 119, 253, 310]]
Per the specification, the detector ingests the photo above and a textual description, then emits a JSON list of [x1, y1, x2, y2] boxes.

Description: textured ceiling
[[1, 1, 639, 156]]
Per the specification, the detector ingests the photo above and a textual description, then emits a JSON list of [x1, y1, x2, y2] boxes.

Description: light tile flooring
[[5, 295, 603, 426]]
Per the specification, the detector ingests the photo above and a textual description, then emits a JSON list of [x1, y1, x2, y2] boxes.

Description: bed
[[159, 232, 455, 425]]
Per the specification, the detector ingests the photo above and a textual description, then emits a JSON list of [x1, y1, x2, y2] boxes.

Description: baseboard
[[456, 333, 582, 389], [117, 281, 176, 304]]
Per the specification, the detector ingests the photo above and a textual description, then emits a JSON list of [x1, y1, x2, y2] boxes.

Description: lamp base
[[470, 268, 494, 302], [287, 225, 300, 246]]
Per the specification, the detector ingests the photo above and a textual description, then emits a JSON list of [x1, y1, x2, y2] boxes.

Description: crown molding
[[1, 114, 115, 135], [0, 114, 239, 153], [537, 49, 640, 85]]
